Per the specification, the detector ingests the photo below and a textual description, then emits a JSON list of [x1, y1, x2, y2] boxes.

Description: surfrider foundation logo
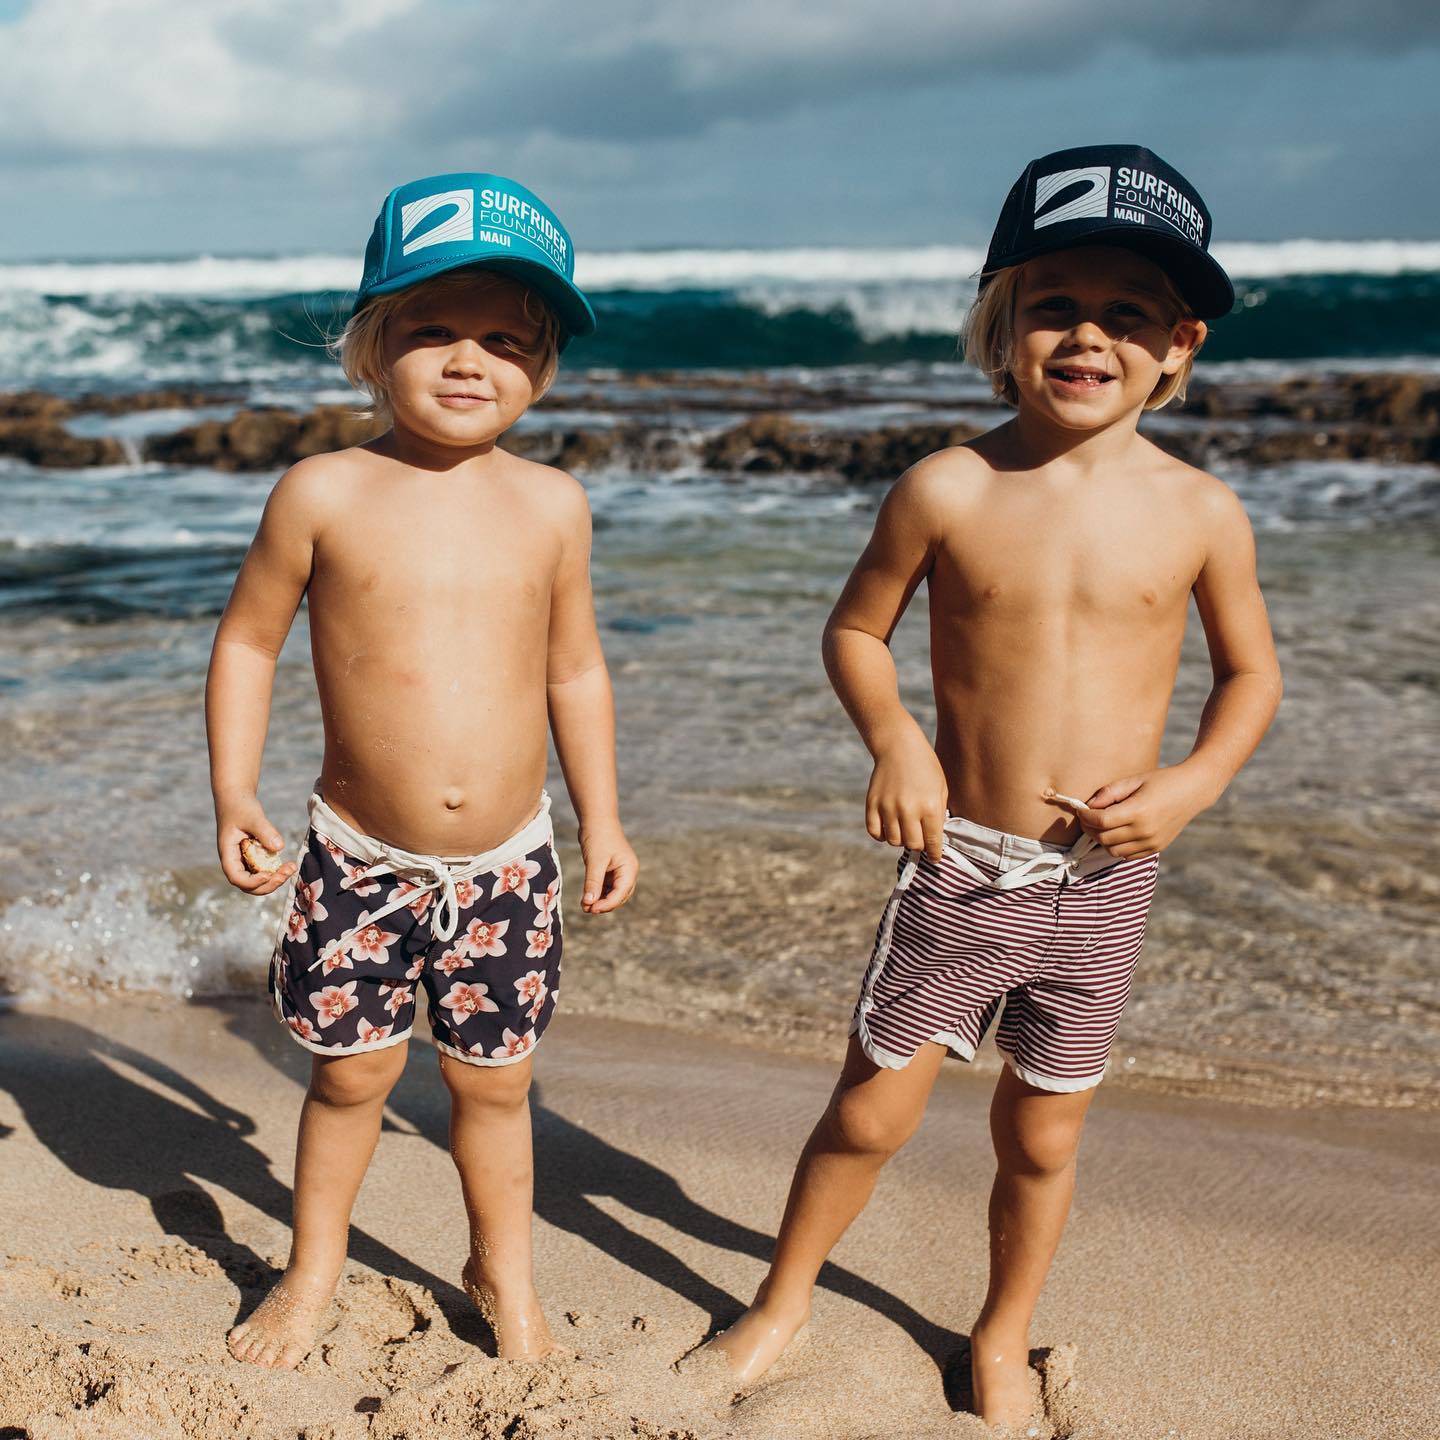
[[1033, 167, 1111, 228], [401, 190, 475, 256], [396, 186, 570, 269]]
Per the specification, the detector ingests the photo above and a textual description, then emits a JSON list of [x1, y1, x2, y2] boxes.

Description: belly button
[[443, 789, 464, 811]]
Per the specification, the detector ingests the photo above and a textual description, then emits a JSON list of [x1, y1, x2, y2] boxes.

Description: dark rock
[[74, 386, 245, 416], [0, 390, 74, 422], [143, 406, 383, 470], [700, 413, 981, 482], [0, 419, 126, 467]]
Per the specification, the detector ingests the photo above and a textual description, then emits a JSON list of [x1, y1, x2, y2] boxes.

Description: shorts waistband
[[940, 812, 1119, 891], [304, 790, 553, 950]]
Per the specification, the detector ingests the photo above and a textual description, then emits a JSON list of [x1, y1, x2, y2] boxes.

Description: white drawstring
[[940, 830, 1102, 891], [297, 790, 553, 973]]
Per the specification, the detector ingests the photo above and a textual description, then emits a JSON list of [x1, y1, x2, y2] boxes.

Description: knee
[[308, 1046, 405, 1108], [440, 1053, 533, 1114], [994, 1113, 1086, 1178], [827, 1088, 916, 1160]]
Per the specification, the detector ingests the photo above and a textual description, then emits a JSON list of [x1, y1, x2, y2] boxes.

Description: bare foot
[[692, 1295, 810, 1385], [461, 1257, 555, 1360], [968, 1323, 1038, 1430], [227, 1271, 334, 1369]]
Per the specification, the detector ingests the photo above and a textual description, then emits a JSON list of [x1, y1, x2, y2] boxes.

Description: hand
[[1058, 766, 1212, 858], [578, 823, 639, 914], [215, 795, 297, 896], [866, 728, 948, 860]]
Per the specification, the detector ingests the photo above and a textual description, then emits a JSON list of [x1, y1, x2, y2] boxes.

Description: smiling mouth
[[1046, 368, 1115, 388], [435, 393, 496, 404]]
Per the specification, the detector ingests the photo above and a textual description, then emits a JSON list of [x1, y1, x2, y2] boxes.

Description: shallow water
[[1, 368, 1436, 1107], [3, 242, 1438, 1102]]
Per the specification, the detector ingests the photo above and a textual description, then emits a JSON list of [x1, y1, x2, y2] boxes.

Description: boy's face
[[1009, 246, 1204, 429], [381, 277, 548, 449]]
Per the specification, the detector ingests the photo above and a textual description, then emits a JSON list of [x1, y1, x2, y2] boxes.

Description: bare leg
[[440, 1049, 554, 1360], [228, 1042, 409, 1369], [700, 1036, 945, 1382], [968, 1065, 1095, 1428]]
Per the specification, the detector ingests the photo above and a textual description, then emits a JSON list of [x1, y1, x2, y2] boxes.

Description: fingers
[[583, 851, 639, 914], [247, 864, 298, 896], [1085, 776, 1144, 809], [581, 857, 605, 912], [1091, 822, 1163, 857], [218, 818, 297, 895], [871, 801, 945, 855], [220, 851, 297, 895]]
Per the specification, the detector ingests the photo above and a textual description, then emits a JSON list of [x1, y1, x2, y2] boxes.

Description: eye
[[1030, 296, 1073, 313], [1109, 302, 1149, 319], [491, 331, 541, 355], [413, 325, 450, 339]]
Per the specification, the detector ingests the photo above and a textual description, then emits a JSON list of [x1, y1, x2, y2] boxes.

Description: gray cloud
[[4, 0, 1440, 158], [0, 1, 1437, 256]]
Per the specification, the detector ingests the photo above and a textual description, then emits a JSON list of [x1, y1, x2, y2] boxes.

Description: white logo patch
[[401, 189, 474, 256], [1033, 167, 1111, 228]]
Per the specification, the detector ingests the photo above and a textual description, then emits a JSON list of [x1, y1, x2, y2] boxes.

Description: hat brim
[[983, 227, 1235, 321], [353, 252, 597, 345]]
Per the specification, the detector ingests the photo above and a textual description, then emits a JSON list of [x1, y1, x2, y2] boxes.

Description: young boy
[[701, 145, 1281, 1427], [207, 172, 637, 1370]]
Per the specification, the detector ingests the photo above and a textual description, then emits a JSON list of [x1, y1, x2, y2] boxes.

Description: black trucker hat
[[980, 144, 1235, 320]]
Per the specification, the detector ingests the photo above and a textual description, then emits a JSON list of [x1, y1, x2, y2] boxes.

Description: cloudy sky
[[2, 0, 1438, 260]]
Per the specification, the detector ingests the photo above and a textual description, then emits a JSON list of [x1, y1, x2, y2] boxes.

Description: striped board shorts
[[851, 814, 1159, 1093]]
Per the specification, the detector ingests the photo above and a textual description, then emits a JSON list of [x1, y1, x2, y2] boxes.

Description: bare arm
[[544, 479, 637, 913], [1081, 483, 1282, 857], [204, 462, 324, 893], [823, 461, 950, 859]]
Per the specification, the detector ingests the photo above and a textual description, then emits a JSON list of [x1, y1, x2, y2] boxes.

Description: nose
[[443, 338, 487, 377], [1063, 316, 1107, 348]]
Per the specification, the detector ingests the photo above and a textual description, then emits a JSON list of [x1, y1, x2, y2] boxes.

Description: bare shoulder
[[258, 449, 367, 538], [886, 441, 993, 522], [498, 450, 592, 531], [269, 445, 379, 507], [1147, 444, 1253, 544]]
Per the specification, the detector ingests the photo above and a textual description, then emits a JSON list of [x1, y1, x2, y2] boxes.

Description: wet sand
[[2, 996, 1437, 1438]]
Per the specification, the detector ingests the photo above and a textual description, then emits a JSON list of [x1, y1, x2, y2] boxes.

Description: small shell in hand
[[240, 837, 284, 874]]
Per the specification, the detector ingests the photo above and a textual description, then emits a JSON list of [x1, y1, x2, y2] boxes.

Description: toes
[[276, 1341, 307, 1371], [228, 1325, 265, 1366]]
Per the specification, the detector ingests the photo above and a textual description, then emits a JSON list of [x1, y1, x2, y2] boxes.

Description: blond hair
[[333, 268, 562, 423], [962, 258, 1200, 411]]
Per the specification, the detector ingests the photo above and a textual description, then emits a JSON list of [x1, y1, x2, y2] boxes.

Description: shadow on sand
[[223, 1004, 963, 1372], [0, 1004, 963, 1380], [0, 1011, 486, 1345]]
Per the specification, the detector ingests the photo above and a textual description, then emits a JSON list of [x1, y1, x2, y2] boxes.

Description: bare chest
[[933, 501, 1201, 624], [310, 497, 560, 629]]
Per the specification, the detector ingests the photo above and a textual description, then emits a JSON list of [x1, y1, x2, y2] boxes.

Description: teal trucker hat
[[354, 172, 596, 343]]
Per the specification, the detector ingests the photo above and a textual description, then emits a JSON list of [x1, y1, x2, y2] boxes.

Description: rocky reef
[[3, 371, 1437, 476]]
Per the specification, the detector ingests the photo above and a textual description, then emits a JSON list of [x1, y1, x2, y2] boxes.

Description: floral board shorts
[[851, 813, 1159, 1093], [270, 791, 561, 1067]]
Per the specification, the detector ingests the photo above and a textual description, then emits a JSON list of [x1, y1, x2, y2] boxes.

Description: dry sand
[[1, 997, 1436, 1439]]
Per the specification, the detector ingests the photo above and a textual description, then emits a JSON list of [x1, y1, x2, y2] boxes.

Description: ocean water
[[1, 244, 1437, 1107]]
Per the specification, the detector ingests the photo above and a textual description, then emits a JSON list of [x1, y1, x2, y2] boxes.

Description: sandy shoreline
[[2, 996, 1437, 1438]]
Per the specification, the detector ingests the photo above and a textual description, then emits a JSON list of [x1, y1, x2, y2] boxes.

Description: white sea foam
[[0, 870, 276, 1001], [1, 239, 1437, 300]]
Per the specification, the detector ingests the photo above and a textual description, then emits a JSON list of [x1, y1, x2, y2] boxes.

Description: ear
[[1162, 316, 1206, 374]]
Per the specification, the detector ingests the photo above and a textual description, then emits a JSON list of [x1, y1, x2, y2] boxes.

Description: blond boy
[[703, 145, 1281, 1429], [207, 172, 637, 1369]]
